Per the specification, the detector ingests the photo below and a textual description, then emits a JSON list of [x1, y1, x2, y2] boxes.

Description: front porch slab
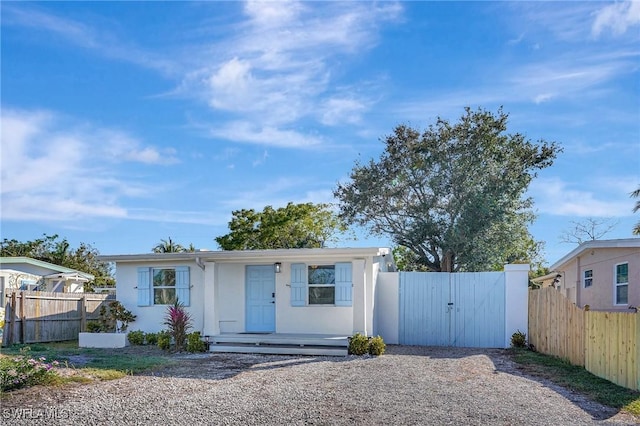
[[208, 333, 349, 356]]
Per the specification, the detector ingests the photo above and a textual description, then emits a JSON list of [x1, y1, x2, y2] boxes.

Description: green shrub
[[186, 332, 206, 353], [368, 335, 386, 356], [86, 321, 102, 333], [0, 348, 59, 392], [127, 330, 145, 346], [157, 331, 171, 351], [145, 332, 158, 346], [511, 330, 527, 348], [348, 333, 369, 355]]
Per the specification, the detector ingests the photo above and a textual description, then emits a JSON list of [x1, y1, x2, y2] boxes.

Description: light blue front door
[[245, 265, 276, 332]]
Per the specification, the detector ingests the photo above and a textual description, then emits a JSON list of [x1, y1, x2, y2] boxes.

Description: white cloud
[[0, 108, 178, 222], [208, 120, 323, 148], [320, 97, 369, 126], [592, 0, 640, 37], [183, 1, 403, 144], [529, 177, 634, 217], [3, 4, 176, 74]]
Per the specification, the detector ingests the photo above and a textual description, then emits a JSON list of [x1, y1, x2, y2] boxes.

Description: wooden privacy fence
[[529, 287, 639, 391], [2, 291, 115, 346]]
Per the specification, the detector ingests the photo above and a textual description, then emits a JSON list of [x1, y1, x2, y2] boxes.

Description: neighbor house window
[[583, 270, 593, 288], [153, 268, 176, 305], [308, 265, 335, 305], [614, 263, 628, 305]]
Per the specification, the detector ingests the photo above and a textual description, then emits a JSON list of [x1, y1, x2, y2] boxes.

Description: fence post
[[20, 291, 26, 344], [80, 296, 86, 332], [5, 292, 16, 346], [636, 313, 640, 391]]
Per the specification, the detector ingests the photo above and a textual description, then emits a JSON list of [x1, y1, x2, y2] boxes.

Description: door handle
[[272, 293, 275, 298]]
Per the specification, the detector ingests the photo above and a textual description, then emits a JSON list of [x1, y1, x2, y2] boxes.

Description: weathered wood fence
[[529, 287, 639, 391], [2, 291, 115, 346]]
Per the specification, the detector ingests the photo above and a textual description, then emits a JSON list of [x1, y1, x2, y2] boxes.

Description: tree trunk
[[441, 249, 455, 272]]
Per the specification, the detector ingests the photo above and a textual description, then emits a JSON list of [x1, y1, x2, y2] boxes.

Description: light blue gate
[[399, 271, 505, 348]]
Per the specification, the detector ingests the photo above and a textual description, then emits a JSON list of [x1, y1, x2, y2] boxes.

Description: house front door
[[245, 265, 276, 333]]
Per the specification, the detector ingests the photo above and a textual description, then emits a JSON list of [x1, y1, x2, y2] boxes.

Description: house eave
[[98, 247, 393, 264], [0, 256, 94, 280], [549, 238, 640, 271]]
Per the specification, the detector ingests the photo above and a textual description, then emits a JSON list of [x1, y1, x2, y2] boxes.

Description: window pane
[[616, 284, 628, 305], [584, 270, 592, 278], [309, 287, 335, 305], [308, 266, 335, 285], [616, 264, 628, 284], [154, 288, 176, 305], [153, 269, 176, 287]]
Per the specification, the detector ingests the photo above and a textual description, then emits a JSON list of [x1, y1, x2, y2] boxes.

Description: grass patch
[[1, 341, 174, 391], [510, 348, 640, 417]]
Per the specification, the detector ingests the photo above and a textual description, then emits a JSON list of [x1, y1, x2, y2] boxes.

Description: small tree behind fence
[[529, 287, 639, 391], [2, 290, 115, 346]]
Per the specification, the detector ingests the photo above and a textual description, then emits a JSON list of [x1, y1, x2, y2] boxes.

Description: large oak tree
[[334, 107, 561, 272]]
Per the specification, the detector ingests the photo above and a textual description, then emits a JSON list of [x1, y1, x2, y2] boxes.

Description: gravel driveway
[[1, 346, 638, 425]]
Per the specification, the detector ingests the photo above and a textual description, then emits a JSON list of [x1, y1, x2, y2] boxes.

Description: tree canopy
[[152, 237, 194, 253], [215, 202, 350, 250], [0, 234, 114, 289], [334, 107, 561, 272]]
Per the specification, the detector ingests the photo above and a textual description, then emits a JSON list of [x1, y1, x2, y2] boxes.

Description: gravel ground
[[1, 346, 638, 425]]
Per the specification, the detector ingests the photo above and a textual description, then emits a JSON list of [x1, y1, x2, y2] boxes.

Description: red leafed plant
[[163, 300, 192, 352]]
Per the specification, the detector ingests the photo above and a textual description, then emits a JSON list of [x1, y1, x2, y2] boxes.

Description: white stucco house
[[99, 248, 394, 353], [100, 248, 530, 354]]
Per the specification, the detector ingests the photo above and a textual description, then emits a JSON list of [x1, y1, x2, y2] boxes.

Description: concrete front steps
[[208, 333, 349, 356]]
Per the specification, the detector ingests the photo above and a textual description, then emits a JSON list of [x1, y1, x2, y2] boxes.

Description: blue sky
[[1, 1, 639, 265]]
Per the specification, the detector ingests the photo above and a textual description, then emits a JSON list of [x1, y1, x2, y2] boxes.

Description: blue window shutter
[[335, 262, 352, 306], [175, 266, 190, 307], [290, 263, 307, 307], [137, 267, 151, 306]]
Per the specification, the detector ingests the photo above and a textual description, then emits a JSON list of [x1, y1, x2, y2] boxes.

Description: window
[[153, 268, 176, 305], [583, 269, 593, 288], [19, 279, 38, 291], [290, 262, 352, 307], [308, 265, 335, 305], [615, 263, 628, 305], [137, 266, 190, 307]]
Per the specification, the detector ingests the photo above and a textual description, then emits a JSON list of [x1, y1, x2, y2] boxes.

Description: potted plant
[[79, 301, 137, 348]]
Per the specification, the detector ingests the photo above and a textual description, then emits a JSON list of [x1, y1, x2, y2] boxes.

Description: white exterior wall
[[504, 263, 530, 348], [115, 260, 206, 334], [111, 249, 391, 337], [215, 263, 247, 333], [274, 261, 354, 334], [374, 272, 399, 344]]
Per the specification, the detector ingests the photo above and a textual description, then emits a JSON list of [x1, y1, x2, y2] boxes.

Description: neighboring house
[[99, 248, 395, 338], [0, 257, 94, 327], [533, 238, 639, 312], [0, 257, 94, 298]]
